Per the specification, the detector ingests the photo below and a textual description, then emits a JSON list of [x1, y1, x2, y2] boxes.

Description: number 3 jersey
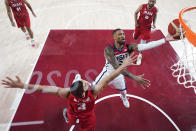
[[67, 89, 96, 122], [8, 0, 28, 17]]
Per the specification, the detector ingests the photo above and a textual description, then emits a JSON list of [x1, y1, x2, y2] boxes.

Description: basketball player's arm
[[93, 55, 137, 97], [152, 9, 158, 28], [127, 34, 175, 52], [134, 5, 142, 27], [23, 0, 36, 17], [104, 46, 138, 80], [5, 0, 15, 26], [1, 76, 71, 99]]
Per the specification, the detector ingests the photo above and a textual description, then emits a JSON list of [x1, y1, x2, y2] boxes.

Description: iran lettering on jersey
[[9, 0, 28, 16], [138, 4, 157, 27]]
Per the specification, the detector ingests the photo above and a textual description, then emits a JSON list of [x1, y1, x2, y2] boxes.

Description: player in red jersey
[[1, 55, 138, 131], [5, 0, 37, 47], [133, 0, 158, 65]]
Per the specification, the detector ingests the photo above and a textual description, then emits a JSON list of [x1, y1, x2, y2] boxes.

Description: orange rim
[[179, 7, 196, 46]]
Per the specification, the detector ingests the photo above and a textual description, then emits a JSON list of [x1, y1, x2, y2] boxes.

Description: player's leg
[[26, 27, 35, 46], [93, 67, 108, 85], [110, 75, 130, 108], [21, 26, 30, 40], [136, 27, 151, 65], [24, 13, 36, 46], [133, 27, 140, 40]]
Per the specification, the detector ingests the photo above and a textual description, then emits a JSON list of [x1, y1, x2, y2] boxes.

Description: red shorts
[[133, 26, 151, 40], [68, 113, 96, 131], [14, 13, 30, 28]]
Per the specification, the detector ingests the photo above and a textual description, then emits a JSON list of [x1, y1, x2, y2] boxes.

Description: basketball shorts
[[14, 13, 30, 28], [93, 67, 127, 91], [134, 26, 151, 40], [68, 112, 96, 131]]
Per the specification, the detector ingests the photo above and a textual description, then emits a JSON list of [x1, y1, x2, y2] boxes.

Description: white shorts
[[93, 67, 127, 91]]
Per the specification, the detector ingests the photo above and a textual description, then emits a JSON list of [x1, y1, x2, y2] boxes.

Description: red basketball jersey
[[8, 0, 28, 17], [67, 89, 96, 121], [138, 4, 157, 27]]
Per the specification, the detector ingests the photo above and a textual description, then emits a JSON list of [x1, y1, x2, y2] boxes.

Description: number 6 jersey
[[8, 0, 28, 17]]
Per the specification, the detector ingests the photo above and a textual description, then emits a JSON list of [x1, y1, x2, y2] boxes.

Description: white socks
[[140, 39, 146, 44]]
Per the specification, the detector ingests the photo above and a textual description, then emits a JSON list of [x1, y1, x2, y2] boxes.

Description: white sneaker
[[72, 74, 81, 83], [120, 95, 130, 108], [63, 108, 69, 123], [136, 53, 142, 65]]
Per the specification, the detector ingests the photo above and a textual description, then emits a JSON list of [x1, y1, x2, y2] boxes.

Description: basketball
[[168, 18, 185, 39]]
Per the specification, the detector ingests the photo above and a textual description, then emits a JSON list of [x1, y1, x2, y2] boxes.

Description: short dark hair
[[70, 81, 84, 98], [112, 28, 122, 36]]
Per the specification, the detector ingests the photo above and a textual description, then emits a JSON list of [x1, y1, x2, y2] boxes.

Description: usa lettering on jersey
[[116, 53, 129, 65]]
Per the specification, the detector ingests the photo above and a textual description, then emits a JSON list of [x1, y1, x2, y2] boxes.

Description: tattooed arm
[[104, 46, 150, 88]]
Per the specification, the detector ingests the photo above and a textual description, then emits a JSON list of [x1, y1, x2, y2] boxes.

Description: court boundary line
[[70, 94, 180, 131], [4, 29, 51, 131]]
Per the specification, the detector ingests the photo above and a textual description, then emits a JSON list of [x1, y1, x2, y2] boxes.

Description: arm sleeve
[[138, 39, 166, 51]]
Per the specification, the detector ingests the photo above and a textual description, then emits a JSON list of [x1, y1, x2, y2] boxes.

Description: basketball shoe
[[63, 108, 69, 123], [72, 74, 81, 83], [120, 95, 130, 108]]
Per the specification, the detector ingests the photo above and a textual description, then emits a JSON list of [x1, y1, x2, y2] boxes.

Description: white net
[[170, 8, 196, 94]]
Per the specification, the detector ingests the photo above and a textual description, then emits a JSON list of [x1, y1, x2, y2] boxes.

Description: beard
[[118, 41, 125, 45], [148, 4, 154, 8]]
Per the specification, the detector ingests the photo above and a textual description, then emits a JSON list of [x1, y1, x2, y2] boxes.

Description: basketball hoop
[[170, 7, 196, 94]]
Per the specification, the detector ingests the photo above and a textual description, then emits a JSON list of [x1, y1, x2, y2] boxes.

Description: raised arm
[[1, 76, 70, 99], [5, 0, 15, 27], [104, 46, 150, 87], [127, 34, 175, 52], [93, 54, 138, 97], [104, 46, 137, 79], [23, 0, 36, 17], [134, 5, 142, 27]]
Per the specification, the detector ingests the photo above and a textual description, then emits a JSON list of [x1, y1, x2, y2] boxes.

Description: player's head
[[112, 28, 125, 45], [70, 80, 89, 98], [148, 0, 156, 9]]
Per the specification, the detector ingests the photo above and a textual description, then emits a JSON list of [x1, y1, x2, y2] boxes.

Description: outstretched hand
[[1, 76, 24, 89], [122, 53, 138, 67], [165, 34, 176, 42], [134, 74, 151, 89]]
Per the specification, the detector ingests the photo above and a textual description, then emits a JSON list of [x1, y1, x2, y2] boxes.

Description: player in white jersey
[[94, 28, 175, 108]]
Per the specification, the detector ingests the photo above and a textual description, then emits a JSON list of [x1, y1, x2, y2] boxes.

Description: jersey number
[[16, 7, 21, 12], [78, 103, 86, 111]]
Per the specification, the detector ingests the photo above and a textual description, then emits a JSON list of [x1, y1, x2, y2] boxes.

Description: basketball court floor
[[0, 0, 196, 131]]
